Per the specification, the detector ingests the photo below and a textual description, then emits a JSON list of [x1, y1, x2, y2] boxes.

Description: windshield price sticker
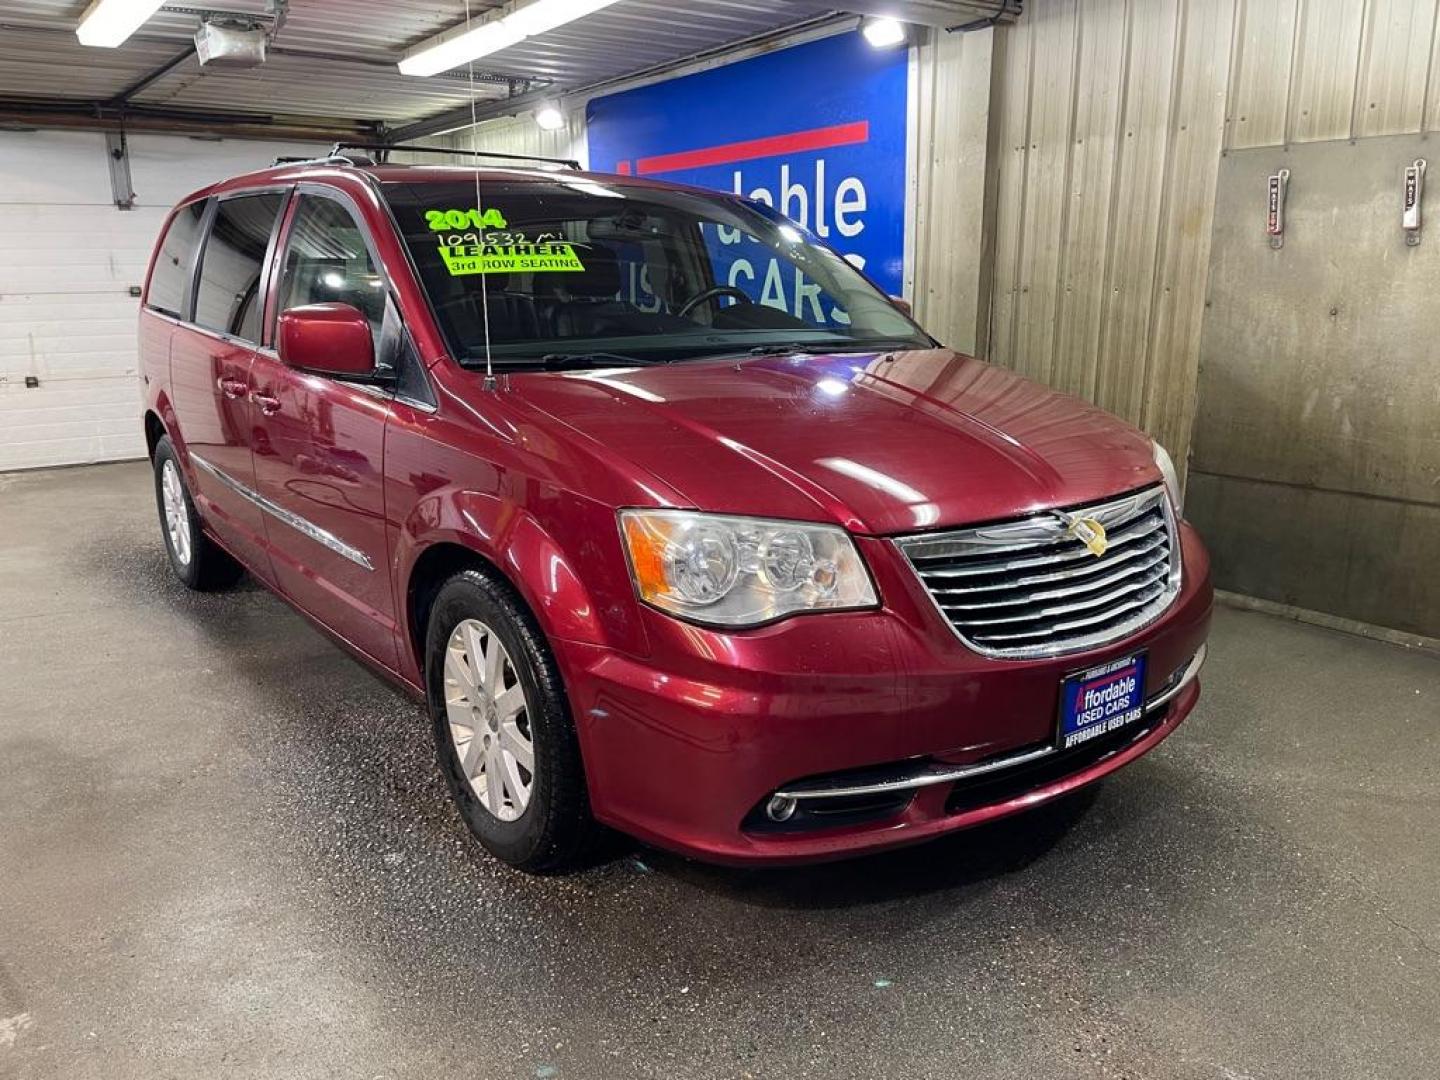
[[424, 207, 585, 275], [425, 207, 508, 231], [439, 241, 586, 276]]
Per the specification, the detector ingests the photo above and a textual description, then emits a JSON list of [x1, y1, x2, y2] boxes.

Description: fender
[[151, 392, 204, 491], [142, 391, 177, 450], [144, 388, 195, 492], [152, 392, 180, 451], [394, 484, 649, 680]]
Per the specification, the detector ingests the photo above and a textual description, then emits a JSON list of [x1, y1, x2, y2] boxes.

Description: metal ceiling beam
[[107, 47, 195, 106], [0, 100, 381, 143], [266, 46, 525, 86], [158, 4, 278, 23], [831, 1, 1021, 29]]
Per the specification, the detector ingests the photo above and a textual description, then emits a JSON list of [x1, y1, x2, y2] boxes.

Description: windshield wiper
[[459, 351, 663, 371], [539, 351, 667, 370], [746, 339, 923, 358], [747, 343, 831, 356]]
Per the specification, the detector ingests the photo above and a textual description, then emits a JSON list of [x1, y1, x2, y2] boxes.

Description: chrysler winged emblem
[[1057, 512, 1108, 557]]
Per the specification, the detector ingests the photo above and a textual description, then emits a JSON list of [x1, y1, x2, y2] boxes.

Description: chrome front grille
[[895, 486, 1181, 658]]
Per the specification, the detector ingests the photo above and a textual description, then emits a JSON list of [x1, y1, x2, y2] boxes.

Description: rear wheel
[[425, 568, 600, 873], [152, 435, 243, 591]]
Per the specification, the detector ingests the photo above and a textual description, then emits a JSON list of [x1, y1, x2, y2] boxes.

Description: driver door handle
[[218, 376, 249, 399], [250, 390, 281, 416]]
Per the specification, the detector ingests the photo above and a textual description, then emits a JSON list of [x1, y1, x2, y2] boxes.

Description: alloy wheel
[[443, 618, 535, 821], [161, 459, 192, 566]]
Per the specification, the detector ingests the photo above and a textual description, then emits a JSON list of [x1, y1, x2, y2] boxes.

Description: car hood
[[508, 348, 1162, 536]]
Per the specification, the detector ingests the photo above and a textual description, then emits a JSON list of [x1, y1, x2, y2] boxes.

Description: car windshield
[[381, 176, 931, 367]]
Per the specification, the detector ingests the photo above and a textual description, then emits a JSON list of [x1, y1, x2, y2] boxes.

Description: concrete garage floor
[[1, 461, 1437, 1080]]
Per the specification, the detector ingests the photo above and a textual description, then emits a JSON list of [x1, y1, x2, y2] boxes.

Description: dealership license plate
[[1057, 653, 1148, 750]]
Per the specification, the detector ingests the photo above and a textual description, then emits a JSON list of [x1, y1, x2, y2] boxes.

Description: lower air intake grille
[[896, 486, 1180, 658]]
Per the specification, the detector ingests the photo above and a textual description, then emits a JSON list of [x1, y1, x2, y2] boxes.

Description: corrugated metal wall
[[975, 0, 1440, 476], [401, 110, 589, 168], [909, 27, 998, 356]]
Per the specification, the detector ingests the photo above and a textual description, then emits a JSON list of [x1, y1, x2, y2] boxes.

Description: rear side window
[[275, 195, 387, 341], [147, 200, 206, 318], [193, 193, 286, 343]]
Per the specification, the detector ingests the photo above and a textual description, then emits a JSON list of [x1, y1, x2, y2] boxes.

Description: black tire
[[152, 435, 244, 591], [425, 568, 600, 873]]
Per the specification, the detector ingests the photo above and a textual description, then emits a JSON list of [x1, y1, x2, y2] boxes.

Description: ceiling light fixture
[[534, 104, 566, 130], [76, 0, 168, 47], [861, 17, 907, 49], [400, 0, 622, 78]]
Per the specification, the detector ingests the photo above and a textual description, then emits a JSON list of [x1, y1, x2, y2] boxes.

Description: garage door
[[0, 131, 325, 471]]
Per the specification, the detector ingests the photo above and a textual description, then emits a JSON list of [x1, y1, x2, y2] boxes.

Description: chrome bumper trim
[[190, 453, 375, 572], [774, 644, 1207, 802]]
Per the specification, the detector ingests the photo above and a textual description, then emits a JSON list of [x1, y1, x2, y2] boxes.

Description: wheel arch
[[142, 394, 183, 460], [404, 541, 504, 683], [143, 409, 166, 459], [396, 489, 628, 684]]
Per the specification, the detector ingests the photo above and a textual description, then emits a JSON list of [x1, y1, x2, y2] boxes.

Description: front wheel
[[425, 568, 601, 873], [152, 435, 243, 591]]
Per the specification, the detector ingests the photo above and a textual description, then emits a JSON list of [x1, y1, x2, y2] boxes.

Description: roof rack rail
[[329, 142, 582, 171], [271, 153, 374, 168]]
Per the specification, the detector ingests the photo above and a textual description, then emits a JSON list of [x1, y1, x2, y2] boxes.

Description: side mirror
[[277, 303, 375, 377], [890, 295, 913, 317]]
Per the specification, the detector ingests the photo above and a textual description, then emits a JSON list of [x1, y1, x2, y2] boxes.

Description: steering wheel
[[677, 285, 753, 319]]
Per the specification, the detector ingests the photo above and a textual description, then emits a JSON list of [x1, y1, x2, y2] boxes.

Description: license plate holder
[[1057, 652, 1148, 750]]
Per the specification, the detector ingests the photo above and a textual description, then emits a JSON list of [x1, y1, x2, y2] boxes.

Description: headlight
[[619, 510, 878, 627], [1152, 441, 1183, 515]]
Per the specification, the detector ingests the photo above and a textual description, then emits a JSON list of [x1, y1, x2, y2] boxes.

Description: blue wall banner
[[585, 31, 909, 305]]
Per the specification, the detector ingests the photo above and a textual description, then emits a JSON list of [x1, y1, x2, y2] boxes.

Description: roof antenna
[[463, 0, 497, 391]]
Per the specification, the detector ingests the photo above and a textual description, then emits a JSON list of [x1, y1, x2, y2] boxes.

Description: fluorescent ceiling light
[[400, 0, 622, 78], [398, 21, 522, 76], [76, 0, 167, 47], [861, 17, 907, 48], [534, 104, 566, 130]]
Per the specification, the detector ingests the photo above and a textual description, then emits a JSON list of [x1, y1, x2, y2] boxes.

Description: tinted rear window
[[194, 193, 286, 342], [148, 200, 207, 318]]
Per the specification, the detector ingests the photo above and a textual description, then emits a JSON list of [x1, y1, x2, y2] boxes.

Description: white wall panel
[[0, 131, 324, 472]]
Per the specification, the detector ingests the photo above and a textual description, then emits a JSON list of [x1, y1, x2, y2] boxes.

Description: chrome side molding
[[190, 453, 375, 572], [774, 644, 1207, 802]]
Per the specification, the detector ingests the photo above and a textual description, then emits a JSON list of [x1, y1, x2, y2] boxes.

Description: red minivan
[[139, 149, 1212, 872]]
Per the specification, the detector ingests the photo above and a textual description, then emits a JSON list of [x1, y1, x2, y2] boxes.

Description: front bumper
[[559, 523, 1213, 866]]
